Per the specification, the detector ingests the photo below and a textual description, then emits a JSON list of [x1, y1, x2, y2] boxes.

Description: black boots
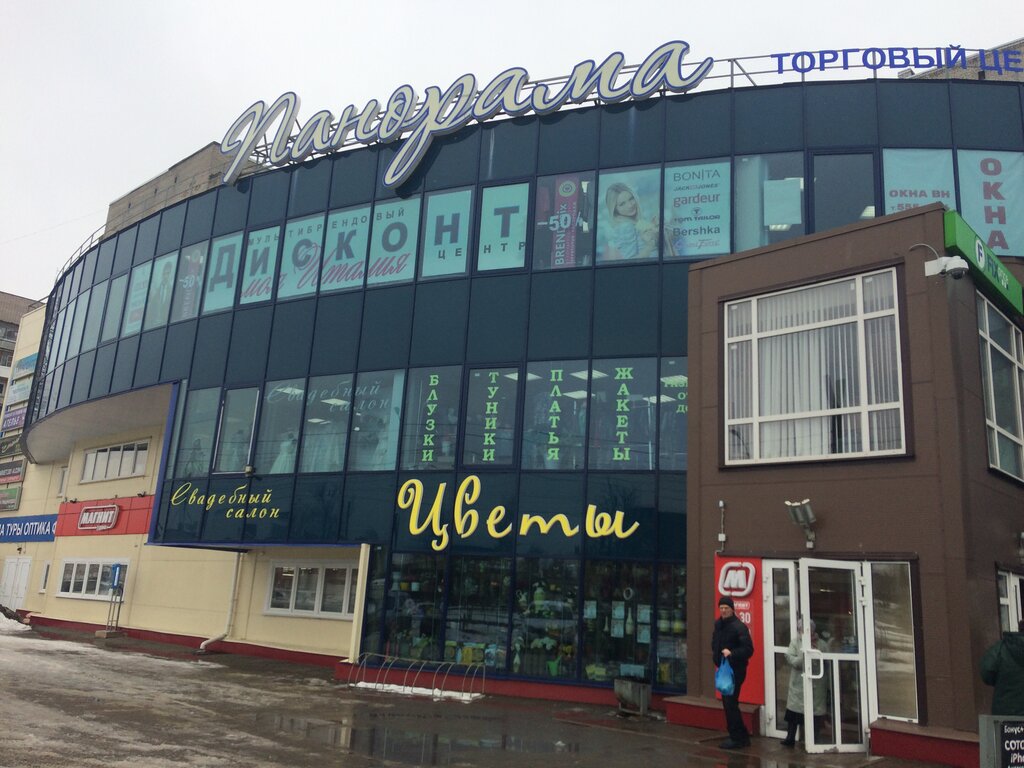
[[781, 720, 798, 747]]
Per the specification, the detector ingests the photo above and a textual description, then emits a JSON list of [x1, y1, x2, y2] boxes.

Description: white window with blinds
[[724, 268, 905, 464], [977, 292, 1024, 481]]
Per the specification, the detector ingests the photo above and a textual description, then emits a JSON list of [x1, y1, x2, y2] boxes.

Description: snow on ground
[[0, 612, 30, 632]]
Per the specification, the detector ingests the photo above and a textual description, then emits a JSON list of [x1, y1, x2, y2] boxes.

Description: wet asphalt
[[0, 625, 949, 768]]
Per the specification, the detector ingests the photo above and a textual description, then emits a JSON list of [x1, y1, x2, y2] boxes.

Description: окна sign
[[221, 40, 713, 189]]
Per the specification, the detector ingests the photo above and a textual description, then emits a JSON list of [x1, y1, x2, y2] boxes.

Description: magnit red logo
[[717, 561, 756, 598]]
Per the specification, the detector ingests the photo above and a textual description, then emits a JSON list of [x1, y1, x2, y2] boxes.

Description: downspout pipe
[[198, 551, 242, 653]]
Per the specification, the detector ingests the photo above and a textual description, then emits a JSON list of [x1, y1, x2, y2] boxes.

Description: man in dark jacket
[[711, 595, 754, 749], [981, 621, 1024, 715]]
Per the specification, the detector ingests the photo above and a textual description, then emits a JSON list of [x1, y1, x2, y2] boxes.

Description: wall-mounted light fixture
[[785, 499, 816, 549]]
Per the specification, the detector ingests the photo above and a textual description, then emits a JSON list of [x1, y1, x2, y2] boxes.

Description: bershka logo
[[718, 562, 756, 598], [78, 505, 119, 532]]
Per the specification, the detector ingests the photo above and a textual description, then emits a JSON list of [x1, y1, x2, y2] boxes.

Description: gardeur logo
[[78, 505, 120, 532], [718, 562, 756, 598]]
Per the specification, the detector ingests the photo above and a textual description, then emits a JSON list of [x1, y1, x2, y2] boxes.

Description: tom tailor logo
[[78, 505, 120, 531]]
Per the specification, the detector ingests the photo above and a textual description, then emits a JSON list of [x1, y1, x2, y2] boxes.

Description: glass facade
[[28, 79, 1024, 693]]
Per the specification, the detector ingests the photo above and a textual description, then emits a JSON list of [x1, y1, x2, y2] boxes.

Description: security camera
[[923, 255, 970, 280], [945, 257, 969, 280]]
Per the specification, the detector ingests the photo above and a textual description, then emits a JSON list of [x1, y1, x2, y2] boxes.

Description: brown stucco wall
[[685, 203, 1024, 731]]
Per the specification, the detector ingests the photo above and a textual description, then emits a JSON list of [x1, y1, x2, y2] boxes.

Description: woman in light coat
[[782, 620, 829, 747]]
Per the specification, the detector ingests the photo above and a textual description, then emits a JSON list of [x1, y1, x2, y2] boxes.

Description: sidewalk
[[13, 624, 951, 768]]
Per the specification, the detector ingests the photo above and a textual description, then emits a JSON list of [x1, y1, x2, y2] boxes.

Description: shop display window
[[654, 564, 687, 688], [143, 252, 178, 330], [533, 173, 595, 270], [596, 166, 662, 264], [367, 198, 420, 286], [444, 557, 512, 669], [279, 214, 325, 299], [658, 357, 688, 470], [253, 379, 305, 475], [581, 560, 653, 682], [348, 370, 405, 471], [420, 188, 472, 278], [212, 388, 258, 473], [663, 159, 731, 259], [512, 558, 579, 679], [522, 360, 588, 470], [65, 288, 89, 359], [477, 183, 529, 271], [463, 368, 518, 467], [401, 366, 462, 471], [812, 153, 876, 233], [734, 152, 805, 251], [121, 262, 152, 337], [240, 227, 280, 305], [385, 553, 446, 661], [169, 242, 208, 323], [587, 357, 656, 470], [299, 374, 353, 474], [201, 232, 244, 314], [321, 206, 370, 294]]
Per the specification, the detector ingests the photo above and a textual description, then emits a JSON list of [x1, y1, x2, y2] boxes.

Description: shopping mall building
[[1, 41, 1023, 762]]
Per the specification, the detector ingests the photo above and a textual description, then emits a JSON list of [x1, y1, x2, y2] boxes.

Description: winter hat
[[718, 596, 735, 609]]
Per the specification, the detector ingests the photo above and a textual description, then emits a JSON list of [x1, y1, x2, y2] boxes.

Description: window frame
[[724, 267, 906, 465], [80, 441, 150, 483], [57, 558, 128, 600], [977, 292, 1024, 481], [264, 560, 359, 619]]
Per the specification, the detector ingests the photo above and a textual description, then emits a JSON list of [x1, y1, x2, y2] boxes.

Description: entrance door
[[0, 556, 31, 611], [798, 559, 869, 753]]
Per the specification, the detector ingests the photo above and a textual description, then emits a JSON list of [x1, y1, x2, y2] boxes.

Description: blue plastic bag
[[715, 657, 735, 696]]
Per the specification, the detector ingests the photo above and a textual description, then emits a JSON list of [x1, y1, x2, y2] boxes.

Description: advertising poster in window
[[170, 242, 208, 323], [240, 227, 280, 304], [401, 366, 462, 470], [663, 160, 731, 259], [958, 150, 1024, 256], [279, 214, 325, 299], [478, 183, 529, 270], [368, 199, 420, 286], [587, 358, 656, 470], [597, 166, 662, 263], [202, 232, 244, 314], [143, 252, 178, 329], [522, 361, 588, 470], [533, 173, 595, 270], [348, 370, 405, 471], [464, 367, 518, 466], [321, 207, 370, 293], [882, 149, 955, 215], [659, 357, 689, 470], [420, 189, 472, 278], [121, 261, 152, 336]]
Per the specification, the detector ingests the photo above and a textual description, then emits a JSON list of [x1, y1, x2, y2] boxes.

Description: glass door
[[798, 559, 869, 754], [762, 560, 797, 739]]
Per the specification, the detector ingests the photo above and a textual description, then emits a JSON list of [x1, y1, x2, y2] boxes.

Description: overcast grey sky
[[0, 0, 1018, 301]]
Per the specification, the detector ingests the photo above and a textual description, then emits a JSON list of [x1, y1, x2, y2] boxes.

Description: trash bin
[[614, 676, 651, 716]]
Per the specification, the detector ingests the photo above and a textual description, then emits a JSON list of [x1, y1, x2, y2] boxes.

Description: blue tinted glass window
[[279, 215, 325, 299], [420, 188, 472, 278], [300, 373, 354, 474], [480, 117, 537, 181], [112, 227, 138, 277], [464, 368, 518, 467], [80, 280, 108, 352], [348, 370, 406, 471], [182, 191, 216, 246], [812, 153, 876, 233], [533, 173, 595, 270], [596, 166, 662, 264], [664, 159, 731, 259], [121, 262, 152, 337], [288, 159, 332, 218], [143, 252, 178, 330], [134, 216, 159, 265], [155, 203, 186, 257], [322, 207, 369, 293], [735, 152, 805, 251], [213, 388, 259, 473], [522, 360, 588, 471], [202, 232, 244, 314], [658, 357, 688, 470], [249, 171, 290, 227], [101, 274, 128, 343], [367, 199, 420, 286], [213, 180, 251, 237], [587, 357, 656, 470], [169, 242, 208, 323], [478, 184, 529, 271], [254, 379, 305, 475], [401, 366, 462, 471], [240, 227, 279, 305]]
